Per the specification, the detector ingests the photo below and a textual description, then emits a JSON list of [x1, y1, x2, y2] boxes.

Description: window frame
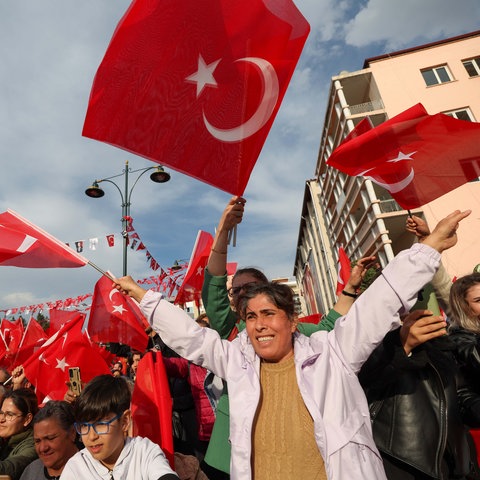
[[420, 64, 453, 86], [462, 56, 480, 78], [442, 107, 475, 122]]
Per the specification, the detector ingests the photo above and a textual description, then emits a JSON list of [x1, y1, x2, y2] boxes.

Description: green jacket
[[201, 268, 341, 473], [0, 428, 37, 480]]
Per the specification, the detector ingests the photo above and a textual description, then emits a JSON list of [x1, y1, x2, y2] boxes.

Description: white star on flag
[[112, 304, 127, 315], [387, 151, 416, 163], [196, 266, 203, 276], [186, 55, 220, 97], [55, 357, 70, 372]]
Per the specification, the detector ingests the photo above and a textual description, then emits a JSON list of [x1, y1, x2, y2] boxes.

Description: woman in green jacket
[[0, 388, 39, 480]]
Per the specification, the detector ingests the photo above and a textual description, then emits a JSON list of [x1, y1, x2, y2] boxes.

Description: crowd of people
[[0, 197, 479, 480]]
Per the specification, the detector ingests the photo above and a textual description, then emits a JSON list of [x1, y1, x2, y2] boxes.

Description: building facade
[[295, 31, 480, 315]]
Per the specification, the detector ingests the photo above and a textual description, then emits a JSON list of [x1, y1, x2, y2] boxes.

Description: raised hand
[[422, 209, 471, 253], [113, 276, 147, 303], [217, 196, 246, 233], [345, 255, 377, 292]]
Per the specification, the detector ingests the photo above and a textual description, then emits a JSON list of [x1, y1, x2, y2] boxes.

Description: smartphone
[[411, 283, 441, 316], [68, 367, 82, 396]]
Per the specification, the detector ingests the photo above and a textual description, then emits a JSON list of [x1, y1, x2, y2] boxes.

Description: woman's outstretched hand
[[422, 210, 471, 253]]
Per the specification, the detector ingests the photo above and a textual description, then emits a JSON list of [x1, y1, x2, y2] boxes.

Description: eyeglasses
[[74, 412, 122, 436], [0, 411, 24, 422], [227, 282, 258, 297]]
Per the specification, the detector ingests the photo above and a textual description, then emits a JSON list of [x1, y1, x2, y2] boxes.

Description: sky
[[0, 0, 478, 313]]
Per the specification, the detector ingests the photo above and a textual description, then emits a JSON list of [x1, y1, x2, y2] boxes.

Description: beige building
[[295, 30, 480, 315]]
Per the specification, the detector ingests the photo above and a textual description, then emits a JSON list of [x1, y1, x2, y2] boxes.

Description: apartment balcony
[[348, 99, 385, 115], [378, 198, 404, 213]]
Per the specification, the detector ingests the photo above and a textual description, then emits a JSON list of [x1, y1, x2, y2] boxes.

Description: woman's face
[[466, 284, 480, 318], [0, 398, 30, 439], [245, 293, 297, 363], [34, 418, 78, 474]]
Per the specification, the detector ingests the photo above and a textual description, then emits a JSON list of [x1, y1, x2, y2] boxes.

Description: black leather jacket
[[449, 327, 480, 427], [359, 328, 472, 479]]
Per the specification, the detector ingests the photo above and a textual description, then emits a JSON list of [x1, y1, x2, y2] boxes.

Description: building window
[[463, 56, 480, 77], [443, 108, 475, 121], [421, 65, 453, 86]]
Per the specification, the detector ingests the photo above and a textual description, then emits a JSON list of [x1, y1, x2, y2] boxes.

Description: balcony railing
[[379, 198, 403, 213], [349, 99, 384, 115]]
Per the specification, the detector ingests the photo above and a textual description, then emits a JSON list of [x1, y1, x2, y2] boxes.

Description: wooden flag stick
[[88, 261, 115, 281]]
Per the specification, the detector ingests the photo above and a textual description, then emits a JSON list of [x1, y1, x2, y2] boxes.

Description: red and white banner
[[0, 210, 88, 268]]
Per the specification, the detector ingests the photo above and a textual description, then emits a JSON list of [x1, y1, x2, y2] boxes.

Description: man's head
[[74, 375, 131, 470], [111, 361, 123, 377]]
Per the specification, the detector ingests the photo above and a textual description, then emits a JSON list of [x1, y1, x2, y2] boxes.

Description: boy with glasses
[[60, 375, 178, 480]]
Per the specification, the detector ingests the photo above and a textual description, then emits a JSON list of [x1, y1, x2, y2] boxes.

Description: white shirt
[[60, 436, 177, 480]]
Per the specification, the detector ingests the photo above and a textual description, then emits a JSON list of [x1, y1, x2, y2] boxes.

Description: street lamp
[[85, 160, 171, 276]]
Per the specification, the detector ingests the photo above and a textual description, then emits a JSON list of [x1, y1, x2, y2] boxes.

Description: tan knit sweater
[[251, 356, 327, 480]]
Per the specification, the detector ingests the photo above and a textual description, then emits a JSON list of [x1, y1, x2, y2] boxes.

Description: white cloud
[[344, 0, 480, 50]]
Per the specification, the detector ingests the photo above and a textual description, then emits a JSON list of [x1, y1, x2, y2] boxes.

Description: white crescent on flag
[[203, 57, 280, 143], [359, 151, 416, 194]]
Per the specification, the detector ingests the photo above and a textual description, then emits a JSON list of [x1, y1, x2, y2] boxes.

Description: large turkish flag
[[83, 0, 310, 195]]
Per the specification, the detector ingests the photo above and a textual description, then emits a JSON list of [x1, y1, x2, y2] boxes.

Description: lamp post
[[85, 160, 171, 276]]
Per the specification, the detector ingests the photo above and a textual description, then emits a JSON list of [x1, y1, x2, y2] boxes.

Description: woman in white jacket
[[114, 209, 469, 480]]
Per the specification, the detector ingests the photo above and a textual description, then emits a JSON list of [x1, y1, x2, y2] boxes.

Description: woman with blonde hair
[[447, 273, 480, 428]]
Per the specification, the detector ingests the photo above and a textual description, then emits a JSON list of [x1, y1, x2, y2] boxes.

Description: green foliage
[[36, 312, 49, 331]]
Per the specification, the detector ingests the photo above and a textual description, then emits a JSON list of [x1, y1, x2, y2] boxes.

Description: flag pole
[[87, 261, 115, 281]]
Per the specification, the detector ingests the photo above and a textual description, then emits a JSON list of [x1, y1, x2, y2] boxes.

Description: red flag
[[88, 276, 149, 353], [0, 210, 88, 268], [175, 231, 213, 305], [226, 262, 238, 276], [106, 234, 115, 247], [47, 309, 81, 336], [327, 103, 480, 209], [298, 313, 322, 325], [10, 318, 48, 369], [336, 247, 351, 295], [0, 327, 8, 367], [22, 313, 110, 402], [131, 351, 174, 467], [1, 318, 24, 355], [83, 0, 310, 195]]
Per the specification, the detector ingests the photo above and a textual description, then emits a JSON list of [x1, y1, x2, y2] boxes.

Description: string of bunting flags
[[1, 216, 188, 317], [0, 264, 187, 318]]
